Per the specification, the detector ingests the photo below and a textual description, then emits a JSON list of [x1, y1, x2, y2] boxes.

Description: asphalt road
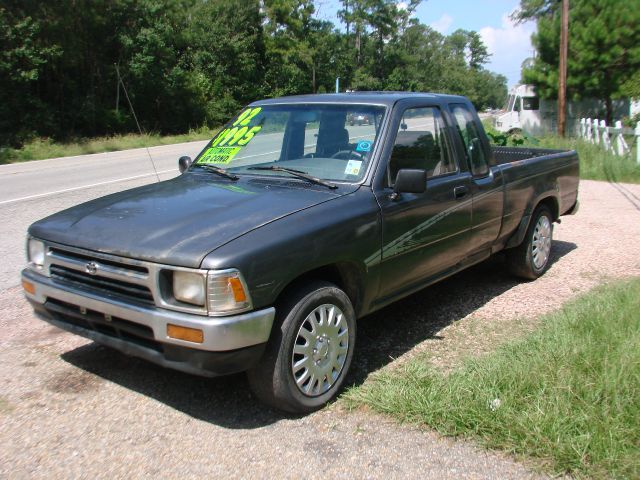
[[0, 140, 207, 290]]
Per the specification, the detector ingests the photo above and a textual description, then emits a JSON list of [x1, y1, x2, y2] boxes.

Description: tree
[[0, 7, 61, 146], [0, 0, 507, 147], [514, 0, 640, 121]]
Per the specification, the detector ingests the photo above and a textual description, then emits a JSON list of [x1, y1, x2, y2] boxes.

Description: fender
[[505, 192, 559, 249]]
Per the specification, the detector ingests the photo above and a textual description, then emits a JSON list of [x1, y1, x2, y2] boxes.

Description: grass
[[481, 119, 640, 184], [0, 126, 217, 165], [526, 136, 640, 185], [344, 278, 640, 479]]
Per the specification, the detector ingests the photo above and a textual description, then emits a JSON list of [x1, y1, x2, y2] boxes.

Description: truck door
[[375, 105, 472, 299], [449, 103, 504, 253]]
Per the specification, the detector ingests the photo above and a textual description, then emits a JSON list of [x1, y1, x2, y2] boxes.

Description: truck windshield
[[193, 103, 386, 183]]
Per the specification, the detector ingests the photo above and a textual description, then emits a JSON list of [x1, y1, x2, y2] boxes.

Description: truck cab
[[494, 84, 546, 135]]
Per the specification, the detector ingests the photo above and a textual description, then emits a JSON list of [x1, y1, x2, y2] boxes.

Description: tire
[[247, 280, 356, 413], [507, 205, 554, 280]]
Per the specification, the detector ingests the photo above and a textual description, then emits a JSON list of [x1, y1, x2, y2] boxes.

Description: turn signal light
[[167, 324, 204, 344], [207, 269, 252, 315], [228, 277, 247, 302], [22, 279, 36, 295]]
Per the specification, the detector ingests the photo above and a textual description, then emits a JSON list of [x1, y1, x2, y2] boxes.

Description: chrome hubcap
[[291, 304, 349, 397], [532, 215, 552, 269]]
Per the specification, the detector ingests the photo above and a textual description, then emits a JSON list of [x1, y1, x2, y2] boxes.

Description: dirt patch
[[45, 370, 103, 394]]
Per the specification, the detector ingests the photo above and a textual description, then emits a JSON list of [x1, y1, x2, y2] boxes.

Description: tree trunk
[[605, 96, 613, 124]]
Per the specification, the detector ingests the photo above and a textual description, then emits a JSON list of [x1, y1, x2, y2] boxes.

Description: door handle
[[454, 185, 469, 199]]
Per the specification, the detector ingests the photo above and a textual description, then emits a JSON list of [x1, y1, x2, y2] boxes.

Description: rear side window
[[450, 104, 489, 177], [388, 107, 456, 184]]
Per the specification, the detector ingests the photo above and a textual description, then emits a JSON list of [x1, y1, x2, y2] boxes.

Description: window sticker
[[356, 140, 372, 152], [197, 107, 263, 165], [345, 160, 363, 175], [198, 146, 241, 164]]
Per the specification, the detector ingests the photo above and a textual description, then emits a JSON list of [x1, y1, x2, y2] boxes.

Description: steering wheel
[[330, 149, 365, 160]]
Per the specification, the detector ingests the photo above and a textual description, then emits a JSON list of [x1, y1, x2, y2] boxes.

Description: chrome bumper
[[22, 268, 275, 352]]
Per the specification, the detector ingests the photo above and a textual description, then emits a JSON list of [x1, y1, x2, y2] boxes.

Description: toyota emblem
[[85, 261, 99, 275]]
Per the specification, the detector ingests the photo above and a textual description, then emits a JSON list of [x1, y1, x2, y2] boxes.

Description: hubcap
[[532, 215, 552, 269], [291, 304, 349, 397]]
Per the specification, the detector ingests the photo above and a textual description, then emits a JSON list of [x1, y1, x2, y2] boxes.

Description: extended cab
[[22, 93, 579, 412]]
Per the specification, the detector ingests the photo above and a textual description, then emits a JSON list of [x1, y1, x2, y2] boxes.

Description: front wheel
[[507, 205, 554, 279], [247, 281, 356, 413]]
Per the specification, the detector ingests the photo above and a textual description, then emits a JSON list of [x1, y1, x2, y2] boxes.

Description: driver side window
[[388, 107, 456, 185]]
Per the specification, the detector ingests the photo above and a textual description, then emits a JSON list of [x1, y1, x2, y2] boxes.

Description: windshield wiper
[[196, 164, 239, 181], [247, 166, 337, 189]]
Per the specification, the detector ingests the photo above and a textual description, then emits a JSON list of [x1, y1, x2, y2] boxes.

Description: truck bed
[[492, 146, 568, 165], [491, 146, 579, 249]]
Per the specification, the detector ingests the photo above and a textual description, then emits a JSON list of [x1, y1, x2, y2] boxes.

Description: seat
[[316, 126, 349, 157]]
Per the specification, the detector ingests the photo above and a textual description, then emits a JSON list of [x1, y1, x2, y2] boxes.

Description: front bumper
[[22, 268, 275, 376]]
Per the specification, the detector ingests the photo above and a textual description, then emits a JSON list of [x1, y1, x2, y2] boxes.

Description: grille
[[50, 264, 154, 305], [49, 247, 148, 274]]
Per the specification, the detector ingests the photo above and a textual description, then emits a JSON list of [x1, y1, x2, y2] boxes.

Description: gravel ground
[[1, 179, 639, 479]]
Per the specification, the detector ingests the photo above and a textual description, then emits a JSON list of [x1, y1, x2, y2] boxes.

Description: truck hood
[[29, 173, 354, 267]]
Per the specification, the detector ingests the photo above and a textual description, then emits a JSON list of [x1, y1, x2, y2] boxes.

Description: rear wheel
[[507, 205, 554, 279], [247, 281, 356, 413]]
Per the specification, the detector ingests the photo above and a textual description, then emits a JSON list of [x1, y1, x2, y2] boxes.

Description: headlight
[[207, 269, 252, 316], [173, 271, 206, 306], [27, 238, 45, 268]]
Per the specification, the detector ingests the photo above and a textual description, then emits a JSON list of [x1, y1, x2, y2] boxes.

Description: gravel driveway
[[1, 179, 639, 479]]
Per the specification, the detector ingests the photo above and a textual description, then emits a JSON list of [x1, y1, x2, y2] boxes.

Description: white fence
[[579, 118, 640, 163]]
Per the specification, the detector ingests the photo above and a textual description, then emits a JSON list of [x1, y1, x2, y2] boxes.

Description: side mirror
[[178, 156, 193, 173], [391, 168, 426, 200]]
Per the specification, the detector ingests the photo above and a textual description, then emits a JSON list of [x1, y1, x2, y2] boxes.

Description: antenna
[[115, 64, 161, 182]]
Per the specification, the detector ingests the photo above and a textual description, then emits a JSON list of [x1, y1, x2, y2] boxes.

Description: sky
[[314, 0, 537, 88]]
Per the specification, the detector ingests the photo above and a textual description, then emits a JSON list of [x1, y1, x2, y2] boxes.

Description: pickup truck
[[22, 93, 579, 413]]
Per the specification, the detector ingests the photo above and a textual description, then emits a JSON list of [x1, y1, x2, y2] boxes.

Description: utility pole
[[558, 0, 569, 137]]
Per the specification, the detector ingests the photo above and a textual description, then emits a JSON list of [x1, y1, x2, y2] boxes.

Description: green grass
[[482, 118, 640, 184], [345, 278, 640, 479], [527, 136, 640, 184], [0, 126, 217, 165]]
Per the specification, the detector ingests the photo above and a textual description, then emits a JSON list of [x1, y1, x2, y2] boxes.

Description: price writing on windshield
[[197, 107, 263, 164]]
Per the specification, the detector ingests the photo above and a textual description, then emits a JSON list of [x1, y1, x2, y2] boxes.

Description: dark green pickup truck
[[22, 93, 579, 412]]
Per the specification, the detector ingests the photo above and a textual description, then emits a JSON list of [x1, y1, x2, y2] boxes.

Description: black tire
[[507, 205, 554, 280], [247, 280, 356, 413]]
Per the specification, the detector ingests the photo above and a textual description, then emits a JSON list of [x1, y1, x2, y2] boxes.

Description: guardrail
[[579, 118, 640, 163]]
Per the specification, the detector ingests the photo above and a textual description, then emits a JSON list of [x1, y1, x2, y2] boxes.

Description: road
[[0, 140, 207, 290]]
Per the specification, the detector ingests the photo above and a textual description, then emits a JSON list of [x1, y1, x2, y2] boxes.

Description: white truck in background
[[494, 85, 548, 136], [494, 84, 633, 136]]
